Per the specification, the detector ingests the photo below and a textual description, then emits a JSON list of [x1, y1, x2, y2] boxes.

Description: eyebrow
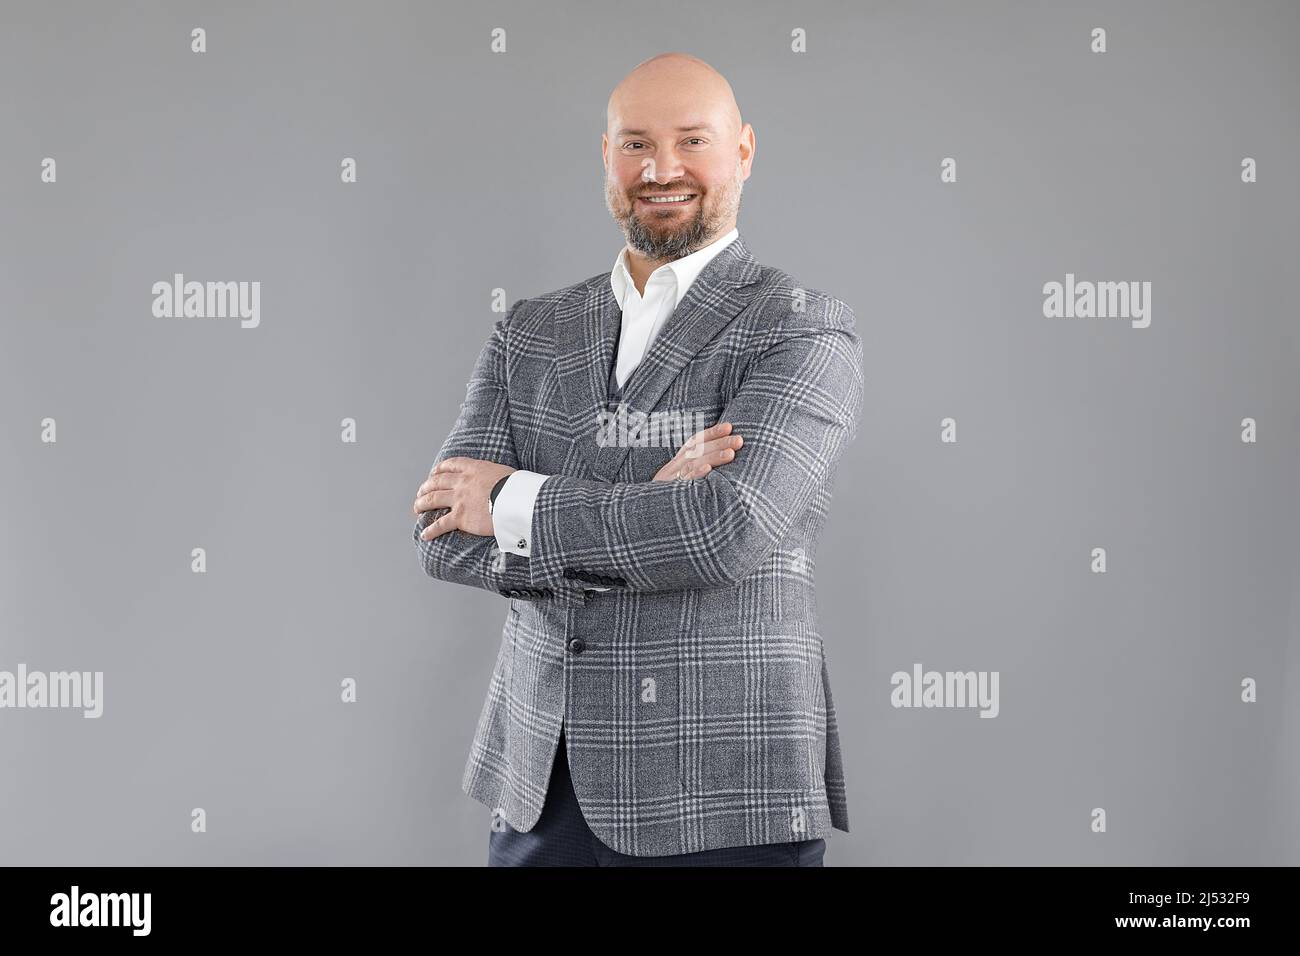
[[615, 124, 717, 138]]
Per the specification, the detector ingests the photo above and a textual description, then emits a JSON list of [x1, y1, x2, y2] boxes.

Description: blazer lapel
[[555, 234, 763, 482], [554, 271, 622, 477]]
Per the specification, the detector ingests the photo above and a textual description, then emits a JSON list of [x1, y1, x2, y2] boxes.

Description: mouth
[[637, 193, 697, 208]]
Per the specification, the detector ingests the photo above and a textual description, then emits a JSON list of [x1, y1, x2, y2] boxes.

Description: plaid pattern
[[414, 236, 864, 856]]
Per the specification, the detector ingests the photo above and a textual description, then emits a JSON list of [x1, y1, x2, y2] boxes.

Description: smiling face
[[603, 54, 754, 261]]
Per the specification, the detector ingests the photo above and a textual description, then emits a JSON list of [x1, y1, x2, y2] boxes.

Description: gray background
[[1, 0, 1296, 865]]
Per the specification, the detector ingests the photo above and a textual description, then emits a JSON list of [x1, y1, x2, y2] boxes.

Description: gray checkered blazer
[[413, 235, 864, 856]]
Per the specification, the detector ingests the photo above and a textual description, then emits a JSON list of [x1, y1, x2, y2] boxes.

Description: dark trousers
[[488, 727, 827, 866]]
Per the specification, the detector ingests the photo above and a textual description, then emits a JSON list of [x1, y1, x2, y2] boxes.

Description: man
[[411, 52, 863, 866]]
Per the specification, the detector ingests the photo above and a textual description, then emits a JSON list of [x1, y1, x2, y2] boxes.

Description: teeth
[[644, 195, 693, 203]]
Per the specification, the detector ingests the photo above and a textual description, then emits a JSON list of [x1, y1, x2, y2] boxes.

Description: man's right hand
[[653, 421, 744, 481]]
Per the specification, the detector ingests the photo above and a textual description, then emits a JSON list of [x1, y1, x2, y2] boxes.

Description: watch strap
[[489, 472, 512, 511]]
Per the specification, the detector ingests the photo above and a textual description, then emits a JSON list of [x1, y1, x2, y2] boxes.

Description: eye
[[685, 138, 707, 146], [622, 142, 646, 150]]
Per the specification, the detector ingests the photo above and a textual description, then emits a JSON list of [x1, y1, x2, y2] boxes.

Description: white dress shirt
[[490, 226, 740, 559]]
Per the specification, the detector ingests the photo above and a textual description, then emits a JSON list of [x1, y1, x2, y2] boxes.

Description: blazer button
[[567, 638, 585, 655]]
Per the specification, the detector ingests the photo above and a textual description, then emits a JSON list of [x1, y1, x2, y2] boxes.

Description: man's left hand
[[414, 458, 515, 540]]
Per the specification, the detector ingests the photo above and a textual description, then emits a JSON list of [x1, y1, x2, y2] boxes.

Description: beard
[[605, 159, 744, 260]]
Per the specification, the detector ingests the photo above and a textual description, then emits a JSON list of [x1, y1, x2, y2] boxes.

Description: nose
[[642, 147, 686, 186]]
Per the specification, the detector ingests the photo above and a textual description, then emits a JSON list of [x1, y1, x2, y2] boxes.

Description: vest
[[606, 311, 626, 408]]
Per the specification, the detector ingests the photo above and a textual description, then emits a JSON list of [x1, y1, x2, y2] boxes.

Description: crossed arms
[[412, 295, 864, 602]]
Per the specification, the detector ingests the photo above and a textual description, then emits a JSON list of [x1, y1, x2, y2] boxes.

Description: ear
[[738, 123, 756, 178]]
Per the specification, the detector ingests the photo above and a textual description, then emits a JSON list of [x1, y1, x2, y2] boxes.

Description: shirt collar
[[610, 227, 740, 311]]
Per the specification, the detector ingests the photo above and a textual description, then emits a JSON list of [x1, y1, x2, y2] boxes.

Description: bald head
[[606, 53, 742, 140]]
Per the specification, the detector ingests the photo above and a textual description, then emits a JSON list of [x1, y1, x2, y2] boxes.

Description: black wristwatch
[[488, 472, 512, 512]]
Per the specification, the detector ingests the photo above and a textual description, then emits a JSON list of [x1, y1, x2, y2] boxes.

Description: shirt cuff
[[490, 470, 549, 558]]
